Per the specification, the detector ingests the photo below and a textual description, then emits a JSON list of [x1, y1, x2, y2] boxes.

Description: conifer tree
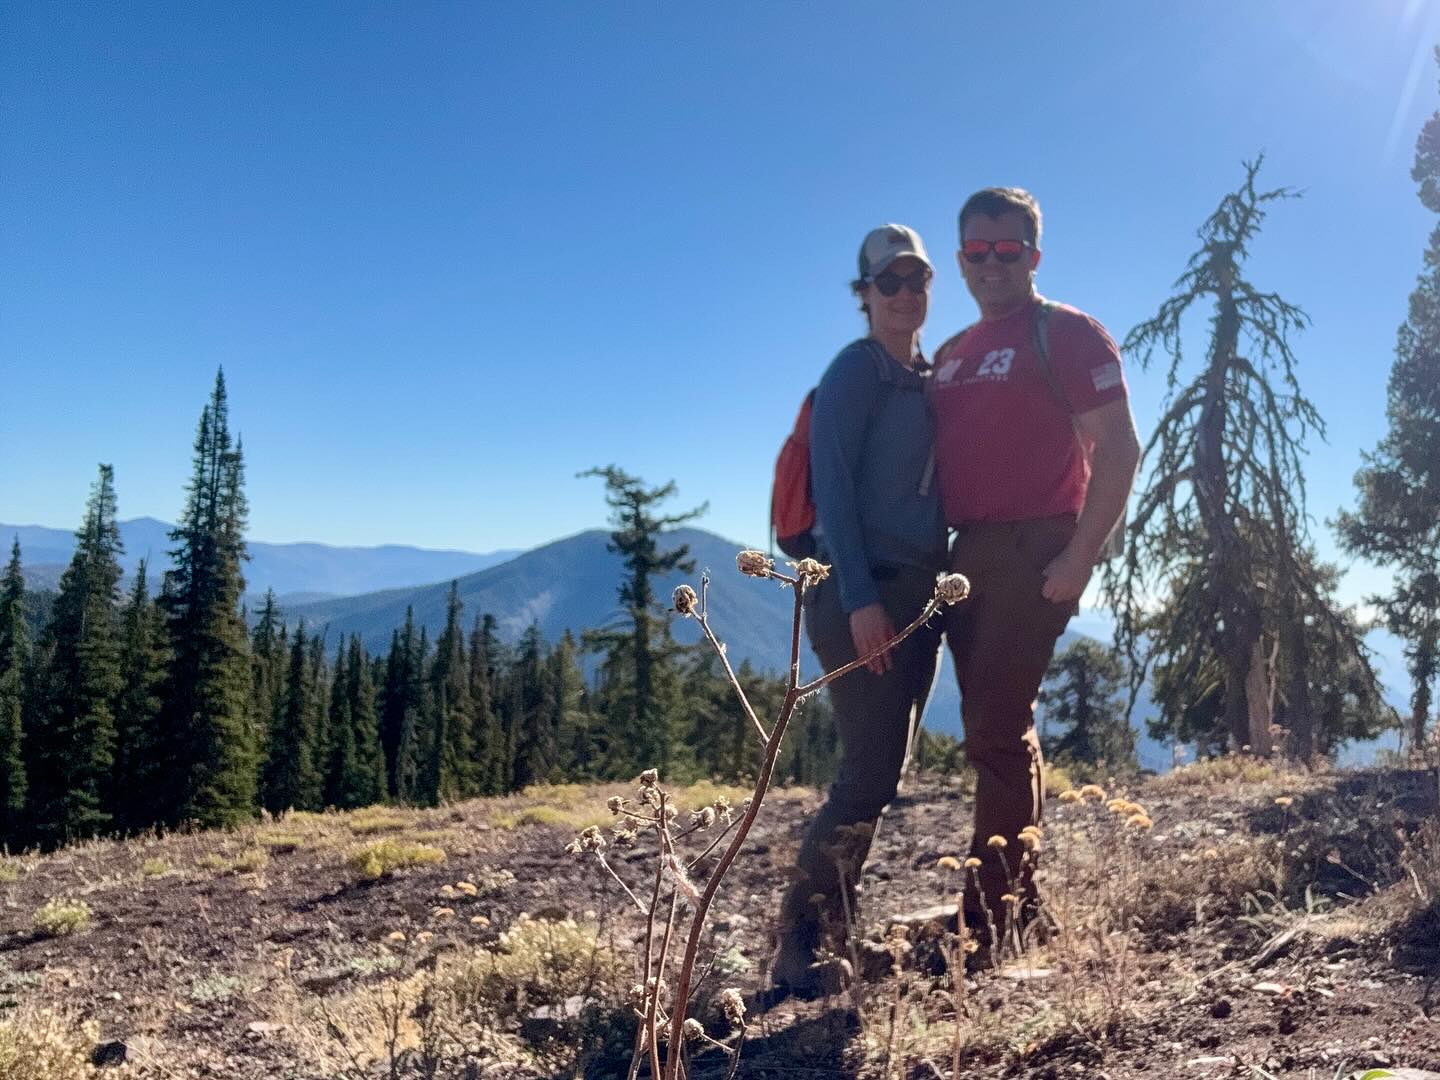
[[546, 630, 588, 780], [28, 465, 124, 845], [342, 635, 385, 808], [112, 560, 169, 832], [427, 583, 475, 801], [511, 623, 554, 789], [158, 371, 257, 826], [467, 614, 504, 795], [580, 466, 705, 775], [248, 590, 286, 794], [323, 638, 353, 808], [393, 626, 430, 803], [1106, 161, 1384, 758], [380, 625, 406, 796], [1037, 639, 1136, 767], [1336, 53, 1440, 750], [262, 621, 323, 813], [0, 541, 30, 840]]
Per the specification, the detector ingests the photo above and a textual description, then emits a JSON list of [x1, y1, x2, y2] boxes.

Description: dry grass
[[0, 1006, 103, 1080], [32, 898, 92, 937], [1150, 753, 1280, 789], [346, 839, 446, 881]]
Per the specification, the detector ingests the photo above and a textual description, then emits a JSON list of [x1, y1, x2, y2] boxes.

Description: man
[[929, 187, 1140, 937]]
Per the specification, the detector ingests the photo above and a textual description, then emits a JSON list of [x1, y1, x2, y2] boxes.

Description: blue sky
[[2, 1, 1436, 608]]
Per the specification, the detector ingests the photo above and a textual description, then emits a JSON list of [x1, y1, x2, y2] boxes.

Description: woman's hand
[[849, 603, 897, 675]]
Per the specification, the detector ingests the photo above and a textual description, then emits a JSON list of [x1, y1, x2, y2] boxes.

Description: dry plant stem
[[595, 851, 649, 914], [628, 834, 669, 1080], [660, 580, 809, 1079], [696, 609, 770, 745], [796, 599, 943, 697], [686, 808, 745, 871]]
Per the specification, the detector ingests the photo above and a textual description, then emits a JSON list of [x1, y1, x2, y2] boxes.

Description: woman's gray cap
[[858, 224, 932, 280]]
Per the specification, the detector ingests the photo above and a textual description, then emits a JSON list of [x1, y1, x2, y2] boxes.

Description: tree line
[[0, 379, 836, 851]]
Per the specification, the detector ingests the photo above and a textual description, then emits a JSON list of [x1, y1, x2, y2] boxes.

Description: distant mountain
[[0, 518, 520, 599]]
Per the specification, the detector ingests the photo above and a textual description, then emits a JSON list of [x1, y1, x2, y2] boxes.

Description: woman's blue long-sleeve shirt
[[808, 339, 947, 615]]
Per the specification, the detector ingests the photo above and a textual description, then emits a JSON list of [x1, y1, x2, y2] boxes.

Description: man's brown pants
[[946, 513, 1077, 928]]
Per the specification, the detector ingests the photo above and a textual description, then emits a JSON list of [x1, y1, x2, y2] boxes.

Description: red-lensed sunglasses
[[961, 238, 1034, 265]]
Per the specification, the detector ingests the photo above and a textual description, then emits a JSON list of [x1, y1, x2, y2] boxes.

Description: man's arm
[[1040, 398, 1141, 604]]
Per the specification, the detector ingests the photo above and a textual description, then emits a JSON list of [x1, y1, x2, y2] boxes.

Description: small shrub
[[0, 1006, 102, 1080], [0, 861, 20, 884], [195, 852, 228, 871], [348, 840, 446, 881], [33, 898, 92, 937], [1153, 754, 1278, 789], [190, 972, 245, 1003], [195, 849, 268, 875], [140, 858, 172, 877], [437, 915, 626, 1022]]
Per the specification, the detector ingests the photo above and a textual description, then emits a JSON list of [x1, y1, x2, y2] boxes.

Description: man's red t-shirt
[[928, 296, 1128, 525]]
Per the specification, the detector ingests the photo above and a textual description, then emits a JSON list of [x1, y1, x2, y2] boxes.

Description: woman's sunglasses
[[869, 267, 932, 296], [961, 238, 1034, 265]]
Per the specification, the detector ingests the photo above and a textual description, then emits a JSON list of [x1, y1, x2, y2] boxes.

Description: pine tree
[[393, 626, 430, 804], [1106, 161, 1385, 758], [248, 590, 286, 798], [512, 623, 555, 789], [112, 560, 169, 832], [0, 541, 30, 840], [467, 614, 504, 795], [579, 466, 705, 776], [29, 465, 125, 845], [158, 371, 257, 827], [427, 583, 475, 801], [342, 636, 386, 808], [1336, 53, 1440, 750], [262, 622, 323, 813], [547, 631, 588, 780], [323, 638, 353, 807], [1037, 640, 1136, 767]]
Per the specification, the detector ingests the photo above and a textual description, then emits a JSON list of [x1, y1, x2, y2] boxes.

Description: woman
[[772, 224, 948, 999]]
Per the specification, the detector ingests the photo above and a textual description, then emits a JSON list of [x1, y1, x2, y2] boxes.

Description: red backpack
[[769, 342, 904, 560], [770, 390, 820, 559]]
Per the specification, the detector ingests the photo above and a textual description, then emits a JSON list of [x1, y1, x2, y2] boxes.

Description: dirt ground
[[1, 763, 1437, 1079]]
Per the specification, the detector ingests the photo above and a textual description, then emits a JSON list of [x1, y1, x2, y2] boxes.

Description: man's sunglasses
[[869, 267, 932, 296], [961, 238, 1034, 265]]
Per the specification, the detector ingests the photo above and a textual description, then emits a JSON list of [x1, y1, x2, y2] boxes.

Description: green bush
[[347, 839, 446, 881], [32, 899, 92, 937]]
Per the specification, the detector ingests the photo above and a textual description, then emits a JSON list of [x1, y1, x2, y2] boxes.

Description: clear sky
[[2, 1, 1436, 606]]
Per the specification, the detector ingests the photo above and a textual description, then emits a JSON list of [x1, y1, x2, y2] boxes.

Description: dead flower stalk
[[568, 552, 970, 1080]]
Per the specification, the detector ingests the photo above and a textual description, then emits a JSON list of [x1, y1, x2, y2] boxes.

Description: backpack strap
[[1030, 297, 1073, 415]]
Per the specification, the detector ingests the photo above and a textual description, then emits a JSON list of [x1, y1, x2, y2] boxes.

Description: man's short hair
[[958, 188, 1042, 248]]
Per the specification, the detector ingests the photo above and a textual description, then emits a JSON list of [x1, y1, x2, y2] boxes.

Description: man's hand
[[1041, 546, 1094, 604], [849, 603, 897, 675]]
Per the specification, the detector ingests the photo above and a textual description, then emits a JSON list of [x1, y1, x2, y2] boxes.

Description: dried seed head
[[1274, 796, 1293, 808], [693, 806, 716, 829], [791, 557, 830, 582], [712, 796, 733, 824], [1202, 847, 1220, 860], [575, 825, 607, 852], [1057, 789, 1081, 804], [962, 939, 980, 954], [1125, 814, 1154, 831], [986, 835, 1007, 850], [1020, 824, 1042, 837], [639, 768, 659, 787], [672, 584, 698, 616], [736, 550, 774, 578], [964, 856, 982, 870], [718, 987, 746, 1026], [935, 572, 971, 605], [612, 825, 637, 848], [936, 855, 962, 872], [1000, 893, 1017, 906], [1079, 784, 1108, 802], [607, 796, 624, 815], [683, 1018, 705, 1042], [1020, 833, 1041, 851], [431, 906, 455, 919]]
